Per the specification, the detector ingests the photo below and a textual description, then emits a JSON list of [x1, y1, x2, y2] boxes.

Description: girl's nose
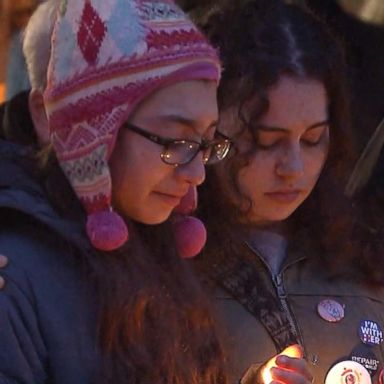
[[275, 143, 305, 179], [175, 151, 206, 186]]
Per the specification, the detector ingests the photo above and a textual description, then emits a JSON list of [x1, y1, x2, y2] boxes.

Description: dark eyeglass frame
[[123, 121, 232, 166]]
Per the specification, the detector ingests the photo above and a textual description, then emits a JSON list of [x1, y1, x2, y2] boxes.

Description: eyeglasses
[[124, 122, 232, 166]]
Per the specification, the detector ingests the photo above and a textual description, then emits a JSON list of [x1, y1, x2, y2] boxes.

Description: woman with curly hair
[[198, 1, 384, 383]]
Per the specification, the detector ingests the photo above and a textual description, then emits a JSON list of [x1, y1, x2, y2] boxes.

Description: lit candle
[[261, 344, 303, 384]]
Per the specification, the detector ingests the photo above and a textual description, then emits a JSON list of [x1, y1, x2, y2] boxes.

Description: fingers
[[276, 355, 312, 380], [271, 366, 312, 384], [0, 255, 8, 290]]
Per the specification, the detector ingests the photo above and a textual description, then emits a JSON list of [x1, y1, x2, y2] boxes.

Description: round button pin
[[358, 320, 384, 346], [350, 344, 380, 376], [325, 360, 372, 384], [317, 299, 345, 322]]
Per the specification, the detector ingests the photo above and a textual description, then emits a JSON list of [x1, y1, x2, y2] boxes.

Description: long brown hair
[[37, 150, 228, 384], [199, 1, 384, 284]]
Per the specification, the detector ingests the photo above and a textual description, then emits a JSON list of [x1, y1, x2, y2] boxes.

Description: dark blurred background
[[0, 0, 384, 151]]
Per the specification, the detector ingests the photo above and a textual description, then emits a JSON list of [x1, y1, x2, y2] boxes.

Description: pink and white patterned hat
[[43, 0, 221, 252]]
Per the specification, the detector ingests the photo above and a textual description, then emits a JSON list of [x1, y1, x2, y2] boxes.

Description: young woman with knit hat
[[0, 0, 231, 383], [198, 1, 384, 384]]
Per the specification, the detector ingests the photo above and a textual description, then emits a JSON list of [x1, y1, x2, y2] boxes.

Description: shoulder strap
[[207, 244, 298, 352]]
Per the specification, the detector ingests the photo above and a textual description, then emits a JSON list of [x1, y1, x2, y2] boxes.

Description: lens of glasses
[[161, 139, 231, 166], [161, 141, 200, 165], [205, 140, 231, 165]]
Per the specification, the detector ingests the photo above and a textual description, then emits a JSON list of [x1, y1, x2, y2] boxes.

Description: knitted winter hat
[[43, 0, 221, 251]]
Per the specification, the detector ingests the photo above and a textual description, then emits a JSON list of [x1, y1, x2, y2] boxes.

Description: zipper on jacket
[[273, 274, 298, 337], [272, 273, 307, 357], [245, 241, 307, 355]]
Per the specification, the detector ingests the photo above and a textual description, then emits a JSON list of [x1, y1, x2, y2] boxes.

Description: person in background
[[0, 1, 233, 383], [198, 1, 384, 383]]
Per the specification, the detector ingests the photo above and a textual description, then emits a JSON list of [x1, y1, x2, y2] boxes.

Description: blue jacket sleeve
[[0, 275, 48, 384]]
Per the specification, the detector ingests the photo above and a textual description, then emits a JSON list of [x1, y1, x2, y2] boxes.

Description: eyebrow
[[156, 114, 218, 134], [257, 120, 330, 133]]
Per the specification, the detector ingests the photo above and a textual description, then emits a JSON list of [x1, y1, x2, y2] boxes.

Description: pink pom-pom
[[86, 211, 129, 251], [173, 186, 197, 215], [172, 215, 207, 258]]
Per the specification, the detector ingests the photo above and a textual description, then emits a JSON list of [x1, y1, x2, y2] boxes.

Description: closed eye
[[256, 123, 329, 149], [256, 131, 285, 149], [301, 125, 328, 146]]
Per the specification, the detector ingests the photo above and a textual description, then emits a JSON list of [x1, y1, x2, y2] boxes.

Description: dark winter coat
[[0, 139, 100, 384]]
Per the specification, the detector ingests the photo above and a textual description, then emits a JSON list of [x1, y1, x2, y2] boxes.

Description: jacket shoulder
[[0, 209, 86, 296]]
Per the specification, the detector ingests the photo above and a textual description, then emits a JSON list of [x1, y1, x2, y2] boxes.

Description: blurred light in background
[[340, 0, 384, 25], [0, 0, 384, 103], [0, 0, 39, 102]]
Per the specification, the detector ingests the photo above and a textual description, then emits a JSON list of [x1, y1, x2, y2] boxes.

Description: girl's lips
[[264, 190, 301, 203], [154, 192, 183, 206]]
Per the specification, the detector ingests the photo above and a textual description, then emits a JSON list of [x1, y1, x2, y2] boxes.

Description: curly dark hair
[[198, 0, 384, 284]]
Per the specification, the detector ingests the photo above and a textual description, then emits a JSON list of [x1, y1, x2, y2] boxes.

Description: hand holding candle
[[261, 344, 313, 384]]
